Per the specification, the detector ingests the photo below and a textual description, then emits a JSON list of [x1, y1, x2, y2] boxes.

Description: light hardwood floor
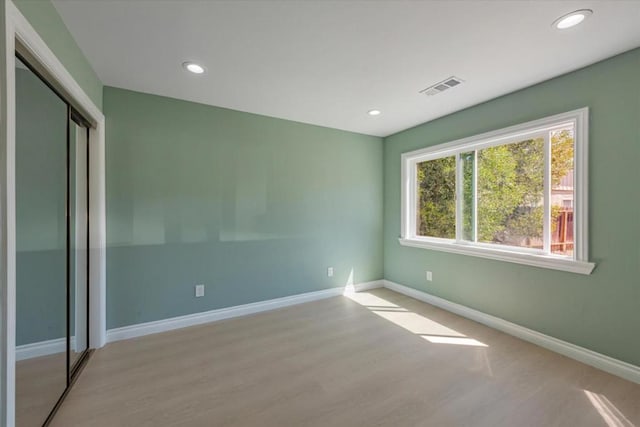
[[50, 288, 640, 426], [16, 352, 66, 427]]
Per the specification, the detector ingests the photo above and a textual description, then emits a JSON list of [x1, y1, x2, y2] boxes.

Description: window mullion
[[455, 153, 463, 243], [543, 132, 551, 254], [473, 150, 478, 243], [409, 160, 417, 239]]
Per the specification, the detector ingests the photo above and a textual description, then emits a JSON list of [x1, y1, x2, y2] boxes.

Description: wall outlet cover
[[195, 284, 205, 297]]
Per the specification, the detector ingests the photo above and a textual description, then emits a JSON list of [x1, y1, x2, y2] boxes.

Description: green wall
[[12, 0, 639, 369], [13, 0, 103, 109], [383, 48, 640, 366], [104, 87, 383, 329]]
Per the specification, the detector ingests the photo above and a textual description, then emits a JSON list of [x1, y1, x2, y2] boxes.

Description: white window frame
[[400, 108, 595, 275]]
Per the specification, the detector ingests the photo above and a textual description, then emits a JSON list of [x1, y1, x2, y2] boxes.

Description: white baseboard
[[383, 280, 640, 385], [350, 280, 385, 292], [107, 282, 382, 343], [344, 280, 384, 294], [21, 279, 639, 386], [16, 337, 76, 361]]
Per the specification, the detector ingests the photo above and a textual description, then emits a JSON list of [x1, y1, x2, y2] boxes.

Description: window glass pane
[[461, 151, 475, 241], [550, 127, 575, 256], [477, 138, 544, 248], [416, 156, 456, 238]]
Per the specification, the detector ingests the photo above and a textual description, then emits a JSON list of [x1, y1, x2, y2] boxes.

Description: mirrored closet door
[[69, 115, 90, 371], [15, 55, 92, 427]]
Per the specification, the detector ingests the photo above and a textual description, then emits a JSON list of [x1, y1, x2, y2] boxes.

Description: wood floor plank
[[45, 288, 640, 427], [16, 352, 67, 427]]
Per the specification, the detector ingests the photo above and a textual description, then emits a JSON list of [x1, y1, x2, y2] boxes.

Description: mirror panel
[[15, 55, 92, 427], [15, 56, 68, 427], [70, 122, 89, 370]]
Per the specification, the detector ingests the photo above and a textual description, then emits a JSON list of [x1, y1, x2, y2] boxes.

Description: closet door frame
[[1, 3, 107, 426], [67, 110, 91, 381]]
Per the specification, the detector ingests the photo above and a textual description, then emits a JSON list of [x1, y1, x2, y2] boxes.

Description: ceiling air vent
[[420, 76, 464, 96]]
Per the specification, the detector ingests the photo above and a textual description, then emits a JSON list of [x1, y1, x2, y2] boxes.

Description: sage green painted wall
[[104, 87, 383, 329], [383, 48, 640, 366], [13, 0, 103, 109]]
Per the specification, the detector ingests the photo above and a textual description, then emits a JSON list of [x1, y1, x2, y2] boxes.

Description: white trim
[[0, 3, 16, 423], [382, 280, 640, 385], [1, 2, 107, 425], [352, 280, 384, 292], [472, 150, 477, 242], [88, 123, 106, 349], [573, 107, 589, 261], [455, 153, 463, 241], [542, 132, 551, 254], [15, 338, 69, 362], [400, 109, 586, 162], [398, 238, 595, 274], [107, 283, 384, 343], [15, 340, 64, 362], [400, 108, 592, 274]]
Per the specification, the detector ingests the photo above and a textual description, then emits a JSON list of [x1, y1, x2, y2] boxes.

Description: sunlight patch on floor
[[346, 292, 400, 308], [584, 390, 635, 427], [345, 291, 488, 348], [373, 310, 463, 337], [422, 335, 488, 347]]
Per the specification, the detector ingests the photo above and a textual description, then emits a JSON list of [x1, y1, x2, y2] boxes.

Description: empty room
[[1, 0, 639, 426]]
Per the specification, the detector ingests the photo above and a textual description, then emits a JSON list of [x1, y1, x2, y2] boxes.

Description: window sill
[[398, 238, 595, 275]]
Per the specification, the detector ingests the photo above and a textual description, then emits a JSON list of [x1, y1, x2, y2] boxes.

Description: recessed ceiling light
[[183, 62, 206, 74], [368, 109, 381, 116], [553, 9, 592, 30]]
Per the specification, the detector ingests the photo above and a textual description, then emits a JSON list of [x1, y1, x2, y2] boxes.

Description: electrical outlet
[[195, 284, 205, 297], [327, 267, 334, 277], [426, 271, 433, 282]]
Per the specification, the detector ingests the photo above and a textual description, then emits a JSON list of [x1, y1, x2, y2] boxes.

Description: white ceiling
[[52, 0, 640, 137]]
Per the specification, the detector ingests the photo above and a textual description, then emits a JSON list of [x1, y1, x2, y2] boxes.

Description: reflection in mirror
[[15, 56, 68, 426], [70, 122, 89, 370]]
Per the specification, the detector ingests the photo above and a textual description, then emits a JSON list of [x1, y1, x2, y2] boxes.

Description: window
[[400, 108, 594, 274]]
